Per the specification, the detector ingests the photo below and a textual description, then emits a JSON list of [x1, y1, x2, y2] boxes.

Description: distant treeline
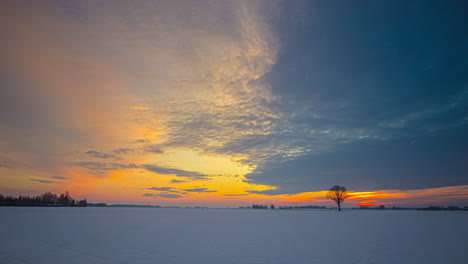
[[0, 192, 87, 207], [354, 205, 468, 211], [354, 205, 403, 210], [88, 203, 162, 208], [417, 206, 468, 211], [238, 204, 274, 209], [278, 205, 327, 210], [240, 205, 328, 210], [252, 204, 272, 209]]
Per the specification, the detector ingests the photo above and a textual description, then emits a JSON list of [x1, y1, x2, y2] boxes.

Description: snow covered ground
[[1, 207, 467, 264]]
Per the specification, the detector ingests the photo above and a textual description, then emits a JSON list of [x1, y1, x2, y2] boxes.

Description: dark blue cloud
[[247, 126, 468, 193], [246, 0, 468, 192]]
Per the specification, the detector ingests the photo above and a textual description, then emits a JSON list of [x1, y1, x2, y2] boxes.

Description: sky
[[1, 0, 467, 207]]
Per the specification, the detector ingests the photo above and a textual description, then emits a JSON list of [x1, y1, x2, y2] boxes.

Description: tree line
[[0, 191, 87, 207], [417, 205, 468, 211], [278, 205, 327, 210], [242, 186, 350, 211], [251, 204, 274, 209]]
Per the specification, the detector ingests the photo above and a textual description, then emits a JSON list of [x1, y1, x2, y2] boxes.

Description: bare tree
[[326, 185, 349, 211]]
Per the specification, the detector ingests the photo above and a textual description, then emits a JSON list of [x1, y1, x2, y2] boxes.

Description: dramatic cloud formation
[[0, 1, 466, 206]]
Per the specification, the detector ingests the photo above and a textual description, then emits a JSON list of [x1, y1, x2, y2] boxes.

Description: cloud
[[0, 1, 137, 173], [113, 148, 132, 155], [320, 169, 352, 176], [247, 189, 288, 196], [51, 176, 68, 180], [158, 193, 183, 198], [182, 188, 217, 193], [143, 192, 182, 199], [0, 161, 13, 168], [30, 179, 59, 184], [3, 0, 465, 200], [146, 186, 216, 194], [142, 164, 208, 179], [224, 193, 249, 197], [144, 145, 163, 154], [0, 158, 27, 169], [246, 128, 468, 193], [170, 179, 186, 183], [119, 0, 282, 172], [147, 187, 174, 192], [0, 0, 282, 185], [347, 185, 468, 207], [73, 162, 138, 171], [85, 151, 119, 159]]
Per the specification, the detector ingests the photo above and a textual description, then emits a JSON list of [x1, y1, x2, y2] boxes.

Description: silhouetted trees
[[78, 199, 87, 207], [279, 205, 327, 210], [249, 204, 329, 210], [418, 206, 468, 211], [0, 192, 87, 207], [326, 185, 349, 211], [252, 204, 269, 209]]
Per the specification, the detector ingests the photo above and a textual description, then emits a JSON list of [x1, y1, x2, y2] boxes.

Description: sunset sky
[[1, 0, 467, 207]]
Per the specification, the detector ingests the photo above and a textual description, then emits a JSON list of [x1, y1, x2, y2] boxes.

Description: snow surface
[[1, 207, 467, 264]]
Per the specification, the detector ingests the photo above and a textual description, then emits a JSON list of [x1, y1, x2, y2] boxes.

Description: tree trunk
[[338, 202, 341, 211]]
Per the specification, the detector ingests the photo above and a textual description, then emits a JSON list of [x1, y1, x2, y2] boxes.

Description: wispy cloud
[[51, 176, 68, 180], [143, 192, 183, 199], [73, 162, 138, 171], [30, 178, 59, 184], [171, 179, 186, 183], [224, 193, 249, 197], [247, 189, 289, 196], [2, 0, 465, 205], [143, 164, 208, 179], [0, 160, 13, 168], [85, 150, 119, 160], [113, 148, 132, 155], [147, 187, 174, 192], [183, 188, 216, 193], [284, 186, 468, 207], [144, 146, 163, 154]]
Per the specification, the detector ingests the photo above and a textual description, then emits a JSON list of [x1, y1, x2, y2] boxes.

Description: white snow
[[1, 207, 467, 264]]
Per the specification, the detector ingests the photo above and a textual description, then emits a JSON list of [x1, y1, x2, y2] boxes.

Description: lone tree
[[326, 185, 349, 211]]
